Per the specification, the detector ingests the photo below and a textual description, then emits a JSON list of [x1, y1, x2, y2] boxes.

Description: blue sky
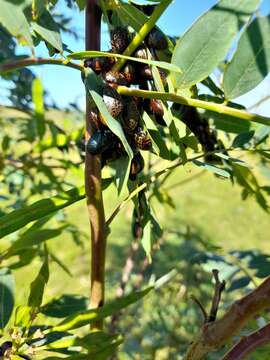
[[16, 0, 270, 114]]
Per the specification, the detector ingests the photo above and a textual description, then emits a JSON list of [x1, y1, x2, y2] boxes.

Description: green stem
[[112, 0, 172, 71], [0, 57, 84, 74], [117, 86, 270, 126]]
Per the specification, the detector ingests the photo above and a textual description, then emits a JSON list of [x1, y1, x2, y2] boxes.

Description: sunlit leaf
[[172, 0, 260, 89], [0, 268, 15, 329], [28, 246, 49, 308], [32, 10, 63, 52], [41, 294, 89, 318], [0, 186, 85, 239], [69, 51, 181, 74], [0, 0, 33, 46], [50, 287, 152, 332], [224, 16, 270, 99], [193, 160, 231, 178]]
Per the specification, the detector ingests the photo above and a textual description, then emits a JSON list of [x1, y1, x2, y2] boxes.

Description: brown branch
[[0, 57, 83, 74], [85, 0, 106, 330], [221, 322, 270, 360], [183, 276, 270, 360], [208, 269, 226, 322], [190, 295, 208, 323]]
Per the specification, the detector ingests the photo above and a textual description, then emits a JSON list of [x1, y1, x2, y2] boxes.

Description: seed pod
[[122, 100, 141, 134], [103, 86, 124, 117], [123, 63, 136, 84], [86, 129, 117, 155], [134, 127, 152, 151], [129, 151, 145, 181], [84, 57, 111, 74], [134, 46, 148, 59], [104, 70, 128, 87], [146, 28, 168, 50], [111, 27, 130, 53]]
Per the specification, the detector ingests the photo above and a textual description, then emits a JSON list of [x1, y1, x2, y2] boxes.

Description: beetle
[[134, 127, 152, 150], [122, 100, 141, 134], [86, 129, 117, 155], [129, 151, 145, 181], [103, 86, 124, 118]]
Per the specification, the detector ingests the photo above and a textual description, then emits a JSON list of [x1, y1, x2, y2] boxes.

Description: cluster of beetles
[[83, 24, 219, 180]]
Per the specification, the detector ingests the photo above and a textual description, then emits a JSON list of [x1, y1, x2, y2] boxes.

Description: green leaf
[[41, 294, 88, 318], [171, 0, 260, 89], [28, 246, 49, 308], [50, 287, 152, 332], [205, 110, 251, 134], [142, 112, 171, 159], [39, 332, 121, 354], [14, 305, 33, 328], [32, 77, 44, 118], [32, 10, 63, 52], [32, 0, 48, 20], [69, 51, 181, 74], [0, 268, 15, 329], [193, 160, 231, 178], [0, 0, 33, 46], [232, 131, 255, 148], [141, 220, 152, 262], [228, 276, 250, 292], [75, 0, 86, 10], [0, 186, 85, 239], [224, 16, 270, 99], [4, 227, 66, 258], [116, 2, 147, 31]]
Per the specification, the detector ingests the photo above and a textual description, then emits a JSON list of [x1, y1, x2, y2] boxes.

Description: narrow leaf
[[4, 227, 66, 258], [0, 268, 15, 329], [224, 16, 270, 99], [28, 246, 49, 308], [141, 220, 152, 262], [0, 186, 85, 239], [193, 159, 231, 178], [172, 0, 260, 89], [50, 287, 152, 332], [69, 51, 181, 73], [0, 0, 33, 46], [41, 294, 89, 318], [32, 10, 63, 52]]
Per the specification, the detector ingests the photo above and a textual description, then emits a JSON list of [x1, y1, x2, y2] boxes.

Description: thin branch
[[208, 269, 226, 322], [0, 57, 84, 74], [221, 322, 270, 360], [85, 0, 106, 331], [106, 183, 147, 227], [183, 276, 270, 360], [117, 86, 270, 126], [190, 295, 208, 323]]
